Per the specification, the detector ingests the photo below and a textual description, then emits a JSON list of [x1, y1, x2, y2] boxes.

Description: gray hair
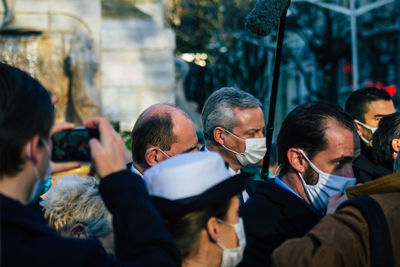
[[40, 175, 112, 238], [201, 87, 262, 145]]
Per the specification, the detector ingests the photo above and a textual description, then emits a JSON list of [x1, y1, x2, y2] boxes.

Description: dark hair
[[163, 198, 231, 259], [0, 63, 54, 178], [131, 112, 176, 167], [345, 87, 392, 122], [277, 101, 355, 176], [372, 112, 400, 169]]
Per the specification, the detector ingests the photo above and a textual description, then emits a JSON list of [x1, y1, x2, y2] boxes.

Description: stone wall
[[1, 0, 176, 130], [0, 0, 102, 124], [101, 0, 176, 130]]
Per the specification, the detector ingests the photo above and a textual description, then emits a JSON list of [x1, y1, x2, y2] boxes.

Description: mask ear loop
[[40, 138, 51, 155], [221, 129, 245, 155]]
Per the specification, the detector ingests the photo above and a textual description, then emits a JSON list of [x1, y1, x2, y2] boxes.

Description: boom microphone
[[245, 0, 291, 36]]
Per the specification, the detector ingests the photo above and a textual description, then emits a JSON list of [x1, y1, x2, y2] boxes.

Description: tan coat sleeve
[[371, 193, 400, 266], [271, 206, 370, 267]]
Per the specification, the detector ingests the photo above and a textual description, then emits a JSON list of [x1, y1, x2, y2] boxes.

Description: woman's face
[[217, 196, 240, 248]]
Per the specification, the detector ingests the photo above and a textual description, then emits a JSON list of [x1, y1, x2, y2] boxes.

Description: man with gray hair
[[41, 175, 114, 255], [201, 87, 266, 200]]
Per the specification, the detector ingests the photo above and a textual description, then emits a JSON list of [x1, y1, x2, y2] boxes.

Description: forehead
[[170, 113, 198, 148], [232, 107, 265, 131], [365, 100, 395, 117], [318, 119, 356, 159]]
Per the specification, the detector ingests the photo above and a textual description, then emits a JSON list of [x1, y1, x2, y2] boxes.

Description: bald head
[[131, 104, 198, 172]]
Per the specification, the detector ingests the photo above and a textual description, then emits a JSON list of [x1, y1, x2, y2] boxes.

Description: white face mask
[[354, 120, 377, 145], [297, 149, 356, 213], [222, 129, 266, 166], [216, 218, 246, 267], [27, 139, 52, 205]]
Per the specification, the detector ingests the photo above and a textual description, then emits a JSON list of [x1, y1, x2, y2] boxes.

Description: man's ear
[[354, 121, 363, 137], [25, 135, 40, 164], [392, 139, 400, 153], [206, 217, 220, 242], [213, 127, 226, 146], [69, 223, 88, 238], [287, 148, 307, 174], [145, 147, 159, 167]]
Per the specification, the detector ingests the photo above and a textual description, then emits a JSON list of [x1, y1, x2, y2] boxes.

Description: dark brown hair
[[0, 63, 53, 178], [163, 198, 231, 259], [131, 112, 176, 168], [277, 101, 355, 176]]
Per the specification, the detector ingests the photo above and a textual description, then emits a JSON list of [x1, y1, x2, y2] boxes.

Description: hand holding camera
[[85, 117, 126, 178]]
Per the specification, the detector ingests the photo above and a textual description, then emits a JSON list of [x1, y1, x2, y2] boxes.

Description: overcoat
[[239, 179, 323, 266], [271, 173, 400, 267], [1, 170, 181, 266]]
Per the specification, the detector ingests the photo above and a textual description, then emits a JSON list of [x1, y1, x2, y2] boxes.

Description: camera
[[51, 127, 99, 162]]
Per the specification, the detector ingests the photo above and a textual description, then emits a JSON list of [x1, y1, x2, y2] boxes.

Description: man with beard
[[239, 102, 359, 266]]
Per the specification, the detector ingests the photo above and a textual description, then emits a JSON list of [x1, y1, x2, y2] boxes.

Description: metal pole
[[397, 0, 400, 102], [350, 0, 359, 90], [262, 3, 290, 180]]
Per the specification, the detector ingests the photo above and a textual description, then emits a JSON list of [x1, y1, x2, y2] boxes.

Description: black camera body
[[51, 127, 99, 162]]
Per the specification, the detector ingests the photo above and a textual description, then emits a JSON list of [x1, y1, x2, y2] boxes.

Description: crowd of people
[[0, 62, 399, 266]]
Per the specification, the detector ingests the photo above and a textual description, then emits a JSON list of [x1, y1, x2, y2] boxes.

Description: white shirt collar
[[130, 163, 144, 178]]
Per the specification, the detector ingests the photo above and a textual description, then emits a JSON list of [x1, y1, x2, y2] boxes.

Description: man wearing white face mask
[[345, 87, 396, 183], [201, 87, 266, 203], [239, 102, 360, 267], [129, 104, 199, 178]]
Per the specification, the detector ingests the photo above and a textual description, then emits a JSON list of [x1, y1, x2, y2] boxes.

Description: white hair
[[40, 175, 112, 238]]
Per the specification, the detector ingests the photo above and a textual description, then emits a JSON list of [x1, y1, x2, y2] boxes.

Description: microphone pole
[[261, 2, 291, 180]]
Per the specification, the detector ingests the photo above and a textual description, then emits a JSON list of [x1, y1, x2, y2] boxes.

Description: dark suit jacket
[[353, 138, 392, 183], [1, 170, 180, 266], [239, 179, 323, 267]]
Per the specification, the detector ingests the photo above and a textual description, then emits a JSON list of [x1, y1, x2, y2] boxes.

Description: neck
[[279, 171, 310, 204], [0, 168, 35, 205], [133, 162, 146, 175], [182, 229, 221, 267], [206, 144, 242, 172]]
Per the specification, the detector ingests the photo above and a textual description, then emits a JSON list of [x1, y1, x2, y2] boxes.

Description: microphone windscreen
[[245, 0, 291, 36]]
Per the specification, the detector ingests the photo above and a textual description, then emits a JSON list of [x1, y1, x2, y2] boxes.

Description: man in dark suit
[[345, 87, 396, 183], [201, 87, 266, 202], [0, 63, 180, 266], [239, 102, 359, 266], [128, 104, 198, 178]]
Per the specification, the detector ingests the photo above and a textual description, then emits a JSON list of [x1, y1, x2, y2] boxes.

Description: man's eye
[[335, 161, 344, 167]]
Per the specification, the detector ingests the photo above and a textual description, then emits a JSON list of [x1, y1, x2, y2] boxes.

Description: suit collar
[[254, 179, 323, 219]]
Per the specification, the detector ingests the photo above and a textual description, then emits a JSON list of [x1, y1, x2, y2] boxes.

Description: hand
[[326, 193, 348, 215], [50, 121, 80, 174], [85, 117, 126, 178]]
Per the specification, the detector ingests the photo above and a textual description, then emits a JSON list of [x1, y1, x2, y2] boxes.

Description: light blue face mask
[[268, 169, 276, 179], [27, 139, 52, 205], [297, 149, 357, 213]]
